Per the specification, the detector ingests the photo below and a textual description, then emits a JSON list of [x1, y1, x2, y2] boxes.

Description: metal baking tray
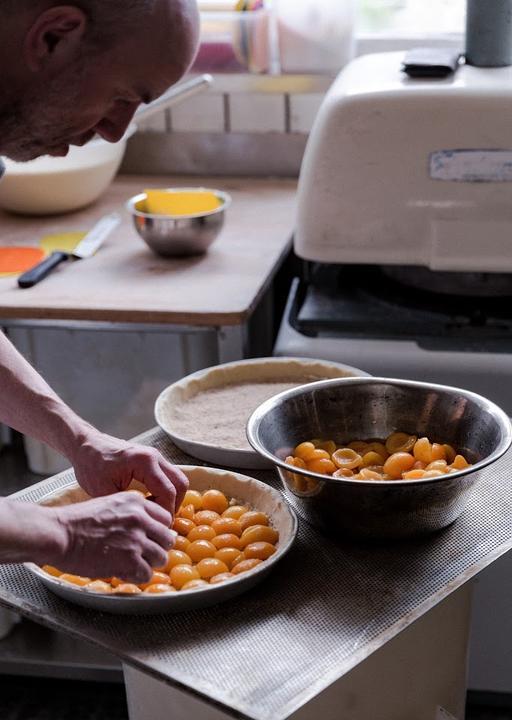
[[1, 428, 512, 720]]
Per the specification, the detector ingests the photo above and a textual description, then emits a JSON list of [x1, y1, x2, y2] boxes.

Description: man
[[0, 0, 200, 583]]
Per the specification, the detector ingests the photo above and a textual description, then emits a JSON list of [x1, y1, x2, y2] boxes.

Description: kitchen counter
[[1, 428, 512, 720], [0, 175, 296, 326]]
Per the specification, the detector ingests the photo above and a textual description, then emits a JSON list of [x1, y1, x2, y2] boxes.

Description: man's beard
[[0, 101, 58, 162], [0, 60, 91, 162]]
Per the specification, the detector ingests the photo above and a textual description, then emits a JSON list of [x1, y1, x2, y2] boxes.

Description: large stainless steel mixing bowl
[[247, 377, 512, 539]]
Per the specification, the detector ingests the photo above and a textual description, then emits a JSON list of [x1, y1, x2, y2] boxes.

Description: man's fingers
[[137, 450, 188, 514], [142, 497, 173, 526], [126, 557, 154, 585], [143, 462, 188, 516], [159, 461, 189, 510], [143, 515, 176, 550], [140, 461, 178, 515], [141, 539, 169, 572]]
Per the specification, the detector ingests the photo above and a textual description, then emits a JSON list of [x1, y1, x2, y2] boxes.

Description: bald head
[[3, 0, 198, 50], [74, 0, 198, 61], [0, 0, 199, 160]]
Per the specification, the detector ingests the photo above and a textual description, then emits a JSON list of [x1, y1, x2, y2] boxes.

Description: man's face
[[1, 0, 198, 162]]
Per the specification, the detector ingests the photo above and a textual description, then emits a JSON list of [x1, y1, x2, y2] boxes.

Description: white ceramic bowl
[[155, 356, 370, 469], [24, 465, 298, 614], [0, 125, 136, 216]]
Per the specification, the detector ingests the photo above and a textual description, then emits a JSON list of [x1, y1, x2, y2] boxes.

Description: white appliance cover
[[296, 52, 512, 272]]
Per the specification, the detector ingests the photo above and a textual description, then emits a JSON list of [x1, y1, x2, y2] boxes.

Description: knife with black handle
[[18, 251, 70, 288], [18, 213, 120, 288]]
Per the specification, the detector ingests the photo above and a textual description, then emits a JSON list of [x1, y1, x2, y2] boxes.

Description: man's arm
[[0, 330, 94, 458], [0, 331, 188, 513], [0, 330, 189, 580]]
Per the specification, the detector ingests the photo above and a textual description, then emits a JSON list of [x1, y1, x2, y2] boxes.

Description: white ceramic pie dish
[[24, 465, 298, 614], [154, 357, 370, 469]]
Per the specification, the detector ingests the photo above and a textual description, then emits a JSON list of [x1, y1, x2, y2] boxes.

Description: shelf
[[189, 71, 334, 94], [0, 618, 123, 683]]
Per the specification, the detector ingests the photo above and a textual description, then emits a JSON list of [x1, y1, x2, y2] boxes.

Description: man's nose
[[94, 103, 139, 143]]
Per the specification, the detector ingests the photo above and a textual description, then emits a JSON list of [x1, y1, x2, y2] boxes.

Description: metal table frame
[[0, 318, 250, 365]]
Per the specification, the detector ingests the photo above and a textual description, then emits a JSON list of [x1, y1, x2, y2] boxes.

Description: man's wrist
[[42, 398, 98, 463], [30, 506, 68, 567], [0, 500, 67, 566]]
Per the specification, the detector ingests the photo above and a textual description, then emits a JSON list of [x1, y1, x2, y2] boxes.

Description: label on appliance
[[430, 149, 512, 182]]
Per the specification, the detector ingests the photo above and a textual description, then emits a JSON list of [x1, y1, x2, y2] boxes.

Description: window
[[358, 0, 465, 36]]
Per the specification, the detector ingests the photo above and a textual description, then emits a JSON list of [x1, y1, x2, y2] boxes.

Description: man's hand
[[47, 493, 175, 582], [1, 494, 175, 583], [70, 431, 188, 516]]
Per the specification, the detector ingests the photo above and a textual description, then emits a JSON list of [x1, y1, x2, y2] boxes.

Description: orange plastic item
[[0, 247, 46, 277]]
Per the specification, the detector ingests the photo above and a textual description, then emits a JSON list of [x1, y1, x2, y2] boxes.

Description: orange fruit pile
[[286, 432, 472, 484], [42, 488, 279, 594]]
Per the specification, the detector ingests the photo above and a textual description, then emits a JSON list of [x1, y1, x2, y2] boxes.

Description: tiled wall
[[136, 90, 324, 134], [123, 86, 326, 177]]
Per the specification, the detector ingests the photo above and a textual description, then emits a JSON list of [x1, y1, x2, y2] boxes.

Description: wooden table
[[0, 175, 296, 334]]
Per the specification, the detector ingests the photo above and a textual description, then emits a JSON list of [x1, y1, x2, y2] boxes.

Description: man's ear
[[23, 5, 87, 72]]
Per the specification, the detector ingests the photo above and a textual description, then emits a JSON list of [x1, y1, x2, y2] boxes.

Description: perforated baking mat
[[1, 428, 512, 720]]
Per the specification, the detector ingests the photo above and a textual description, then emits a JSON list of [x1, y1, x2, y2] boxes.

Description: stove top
[[294, 265, 512, 348]]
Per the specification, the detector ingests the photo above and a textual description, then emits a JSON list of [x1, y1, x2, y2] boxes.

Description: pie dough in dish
[[155, 357, 369, 468]]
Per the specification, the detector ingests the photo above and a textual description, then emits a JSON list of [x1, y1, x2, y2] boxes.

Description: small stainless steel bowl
[[126, 188, 231, 257], [247, 377, 512, 540]]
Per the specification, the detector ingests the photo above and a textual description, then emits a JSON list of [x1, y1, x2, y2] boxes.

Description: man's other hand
[[71, 432, 188, 516]]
